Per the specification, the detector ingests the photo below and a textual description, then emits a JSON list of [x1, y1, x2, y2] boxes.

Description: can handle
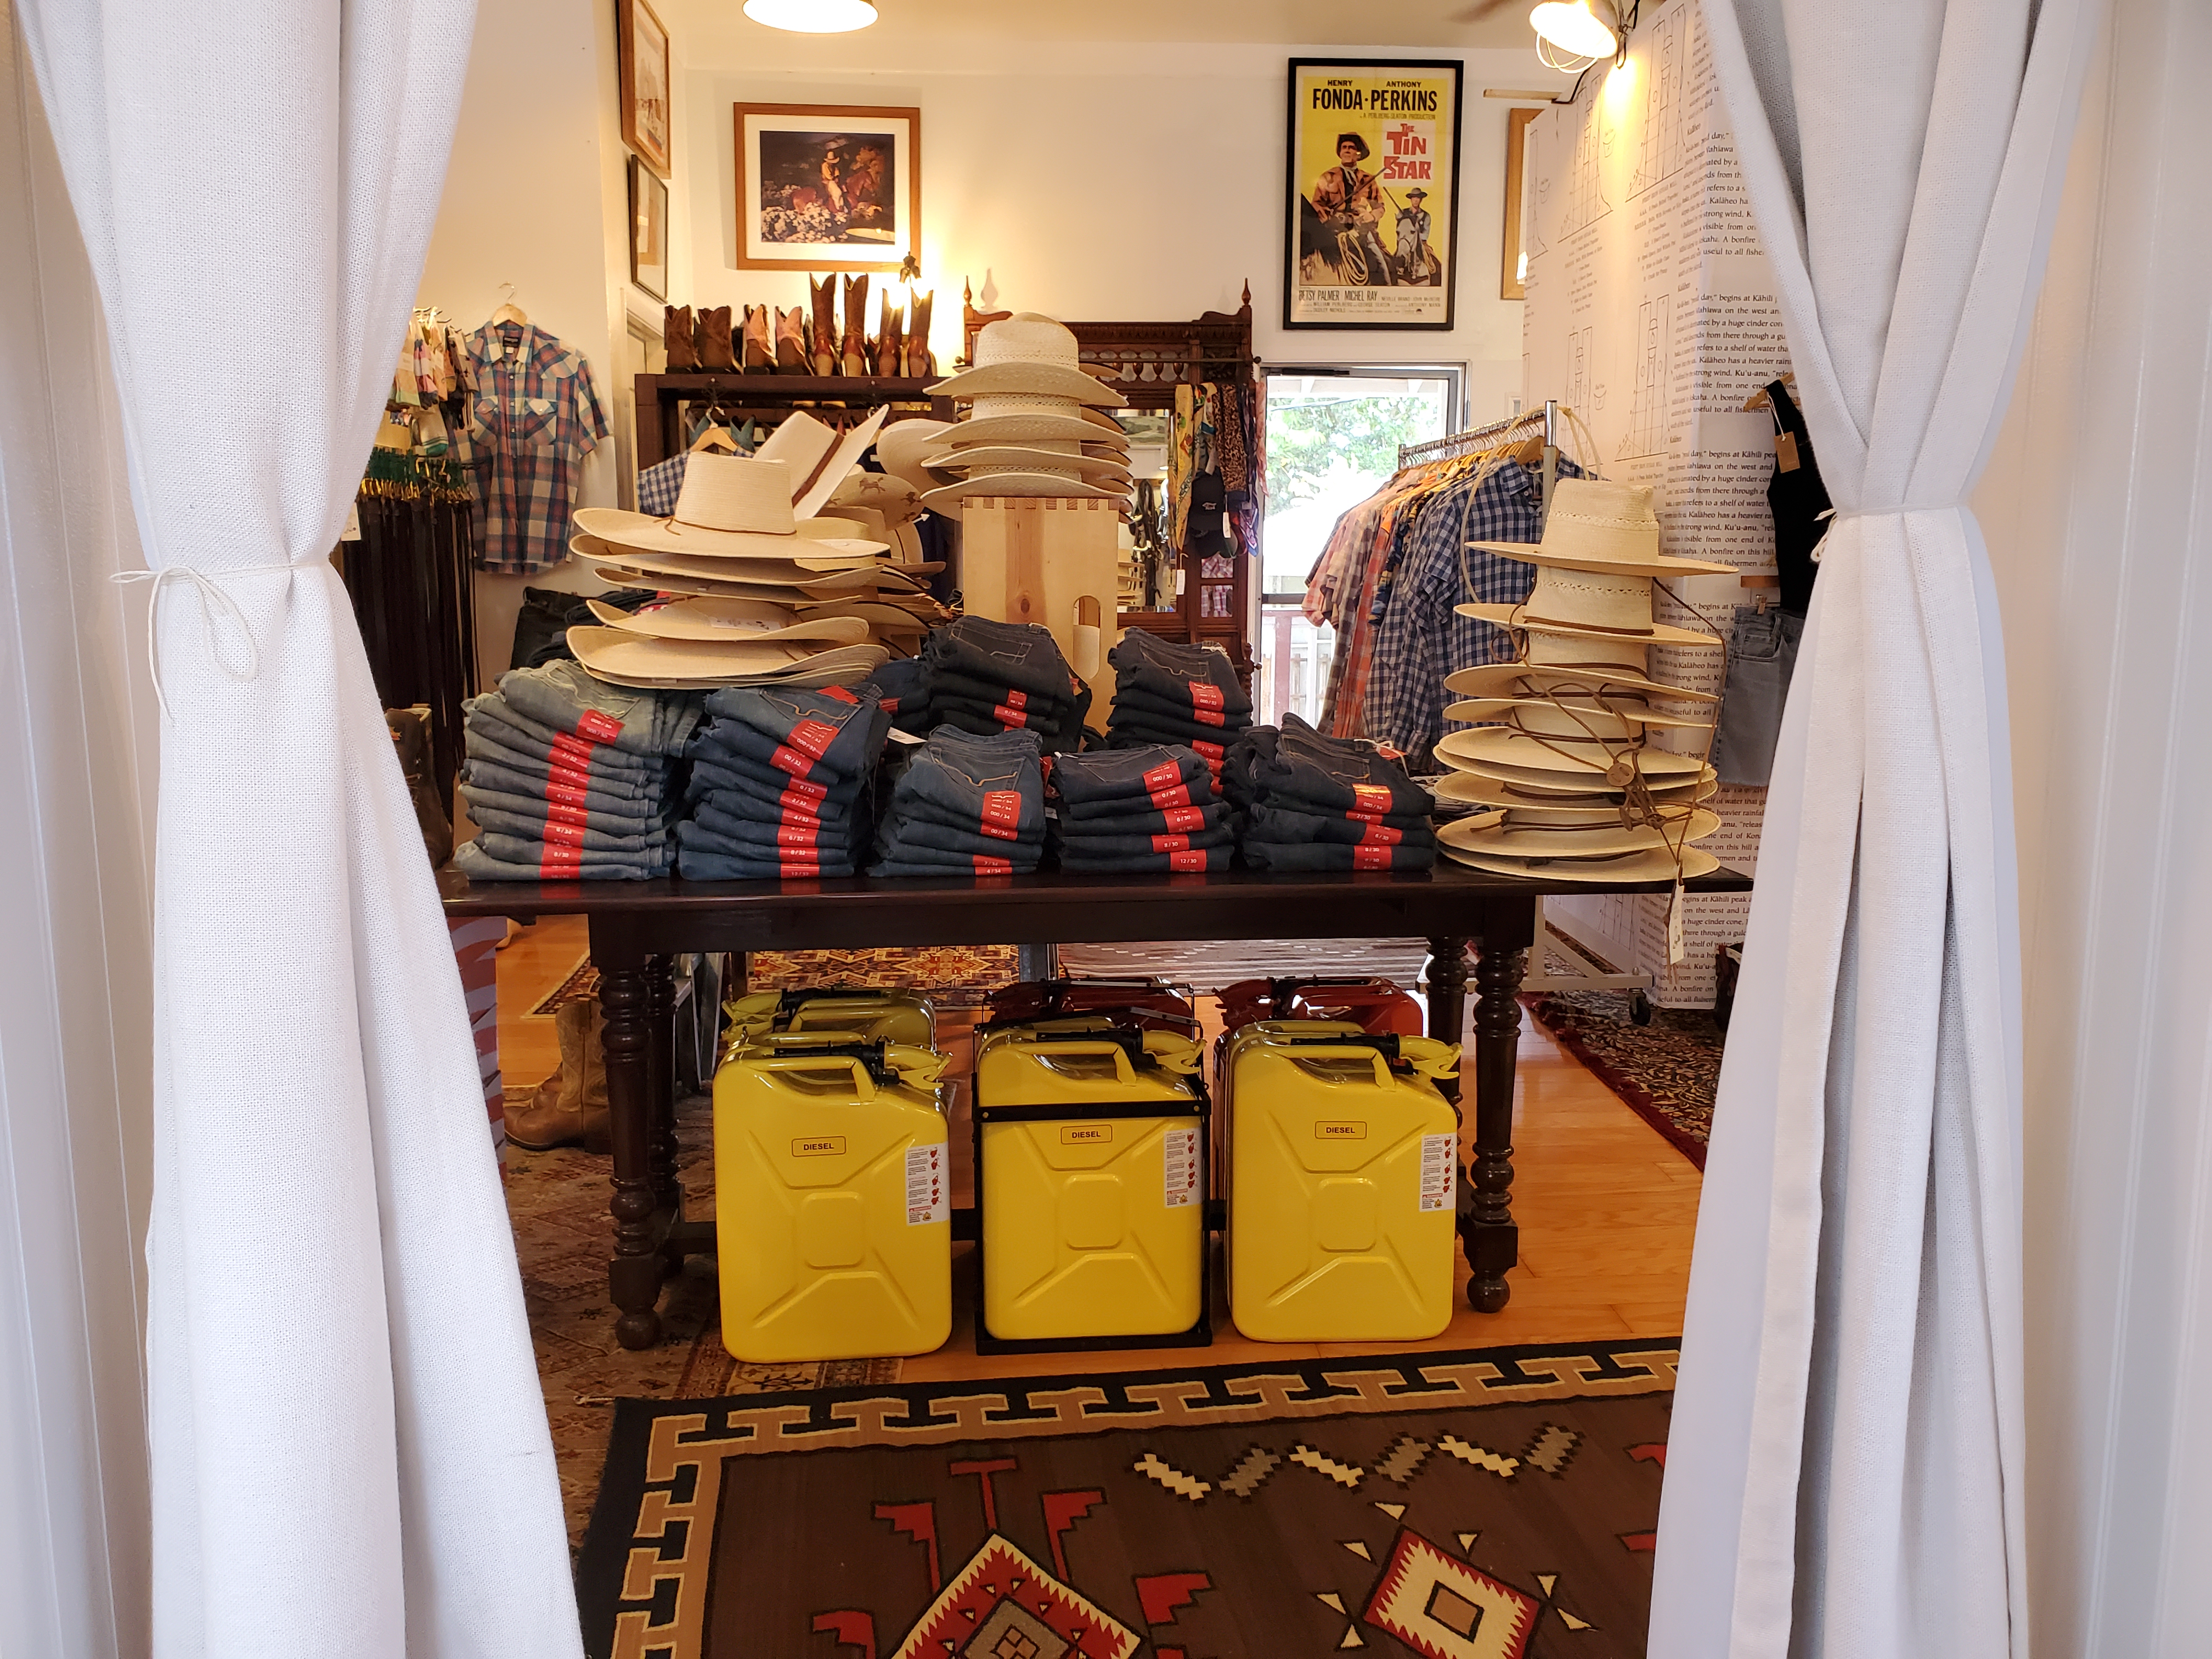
[[1019, 1039, 1139, 1084], [1276, 1042, 1399, 1091], [749, 1053, 878, 1099]]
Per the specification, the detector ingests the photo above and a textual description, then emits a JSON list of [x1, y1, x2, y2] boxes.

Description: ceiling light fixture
[[742, 0, 880, 33], [1529, 1, 1619, 71]]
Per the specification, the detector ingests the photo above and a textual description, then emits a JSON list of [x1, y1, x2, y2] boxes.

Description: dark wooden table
[[442, 863, 1751, 1348]]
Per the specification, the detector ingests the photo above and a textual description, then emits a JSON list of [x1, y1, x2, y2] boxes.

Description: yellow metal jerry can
[[1226, 1031, 1463, 1343], [721, 986, 936, 1064], [715, 1036, 952, 1363], [974, 1026, 1209, 1345]]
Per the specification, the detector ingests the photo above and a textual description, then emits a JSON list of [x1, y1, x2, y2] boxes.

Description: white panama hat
[[1439, 806, 1722, 859], [1469, 477, 1736, 578], [939, 410, 1131, 452], [1430, 768, 1718, 810], [929, 313, 1130, 408], [1434, 725, 1710, 783], [917, 444, 1133, 482], [1444, 695, 1714, 735], [582, 597, 871, 647], [1443, 658, 1717, 706]]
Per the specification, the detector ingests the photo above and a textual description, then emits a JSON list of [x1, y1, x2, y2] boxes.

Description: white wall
[[0, 7, 160, 1654], [1972, 0, 2212, 1650], [670, 36, 1543, 424]]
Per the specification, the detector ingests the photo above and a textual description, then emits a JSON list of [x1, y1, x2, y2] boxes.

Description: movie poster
[[1284, 59, 1464, 330]]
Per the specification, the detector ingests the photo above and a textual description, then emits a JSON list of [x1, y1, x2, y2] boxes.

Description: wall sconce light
[[1530, 1, 1621, 70]]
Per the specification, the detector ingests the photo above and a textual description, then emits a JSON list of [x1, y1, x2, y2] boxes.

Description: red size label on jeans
[[540, 778, 592, 810], [778, 856, 824, 877], [992, 704, 1031, 728], [543, 798, 590, 829], [1358, 820, 1404, 846], [1187, 680, 1224, 710], [980, 791, 1023, 833], [540, 821, 587, 849], [1188, 737, 1225, 760], [776, 822, 825, 847], [1142, 760, 1182, 789], [1169, 849, 1209, 872], [550, 731, 600, 767], [970, 855, 1013, 874], [1351, 783, 1394, 816], [1148, 781, 1193, 809], [1187, 704, 1227, 727], [779, 795, 828, 827], [1352, 844, 1393, 870], [1160, 805, 1204, 831], [1152, 833, 1192, 853], [785, 718, 840, 761], [1002, 687, 1029, 709], [539, 844, 583, 877], [820, 685, 859, 704], [574, 709, 624, 743]]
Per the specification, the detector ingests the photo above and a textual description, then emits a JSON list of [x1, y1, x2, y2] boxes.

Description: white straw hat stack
[[1433, 478, 1733, 882], [916, 313, 1135, 516], [567, 408, 945, 687]]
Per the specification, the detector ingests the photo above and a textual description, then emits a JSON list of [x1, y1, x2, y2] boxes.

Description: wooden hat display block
[[958, 496, 1123, 706]]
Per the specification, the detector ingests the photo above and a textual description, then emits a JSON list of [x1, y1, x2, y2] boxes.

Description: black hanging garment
[[1767, 377, 1830, 616]]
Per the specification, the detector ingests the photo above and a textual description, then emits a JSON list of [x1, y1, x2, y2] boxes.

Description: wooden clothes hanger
[[1742, 370, 1797, 412], [489, 282, 528, 327]]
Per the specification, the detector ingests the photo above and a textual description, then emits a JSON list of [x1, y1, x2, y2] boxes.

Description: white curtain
[[1648, 2, 2103, 1656], [14, 4, 582, 1656]]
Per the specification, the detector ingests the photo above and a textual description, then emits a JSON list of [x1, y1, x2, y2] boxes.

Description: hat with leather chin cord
[[1440, 842, 1722, 884], [1438, 805, 1721, 860], [916, 443, 1133, 482], [582, 597, 871, 647], [938, 410, 1131, 452], [565, 625, 889, 690], [1429, 767, 1719, 810], [1436, 724, 1710, 783], [928, 313, 1130, 407]]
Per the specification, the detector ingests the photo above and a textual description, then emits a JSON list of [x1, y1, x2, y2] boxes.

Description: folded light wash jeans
[[1712, 606, 1805, 787]]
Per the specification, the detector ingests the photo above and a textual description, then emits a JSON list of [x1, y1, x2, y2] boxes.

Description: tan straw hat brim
[[929, 361, 1128, 407], [1443, 662, 1717, 704], [1435, 726, 1710, 780], [1455, 602, 1722, 648], [1467, 539, 1736, 578], [1431, 769, 1719, 810], [1444, 697, 1716, 733], [920, 444, 1133, 480], [918, 474, 1130, 507], [567, 626, 888, 687], [941, 411, 1131, 451], [1439, 808, 1721, 859], [583, 598, 870, 647], [1440, 843, 1722, 883], [571, 514, 889, 564]]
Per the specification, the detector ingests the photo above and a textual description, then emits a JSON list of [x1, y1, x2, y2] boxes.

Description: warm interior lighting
[[1530, 1, 1618, 68], [742, 0, 881, 32]]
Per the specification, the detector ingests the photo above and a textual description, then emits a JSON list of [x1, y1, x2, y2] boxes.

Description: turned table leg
[[597, 944, 669, 1350], [1464, 899, 1536, 1313], [1424, 935, 1469, 1102], [645, 955, 682, 1231]]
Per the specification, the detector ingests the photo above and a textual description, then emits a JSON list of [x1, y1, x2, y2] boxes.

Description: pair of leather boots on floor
[[506, 998, 611, 1153]]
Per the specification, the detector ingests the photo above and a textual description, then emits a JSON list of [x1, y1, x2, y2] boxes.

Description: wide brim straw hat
[[1431, 767, 1718, 810], [873, 419, 959, 496], [1438, 806, 1721, 859], [569, 534, 885, 580], [1444, 696, 1714, 733], [1441, 842, 1722, 883], [941, 410, 1131, 452], [1444, 659, 1717, 706], [566, 625, 888, 689], [1434, 725, 1711, 781], [918, 473, 1130, 507], [1468, 476, 1736, 577], [1457, 599, 1722, 650], [919, 444, 1133, 481], [929, 313, 1129, 408], [583, 597, 871, 647]]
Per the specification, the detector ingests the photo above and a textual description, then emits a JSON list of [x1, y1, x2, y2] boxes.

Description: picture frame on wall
[[617, 0, 672, 180], [1284, 58, 1464, 330], [1500, 105, 1542, 301], [629, 156, 668, 300], [733, 103, 921, 273]]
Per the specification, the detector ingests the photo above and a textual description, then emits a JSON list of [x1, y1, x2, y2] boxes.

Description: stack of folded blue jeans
[[1047, 743, 1232, 873], [676, 684, 890, 880], [920, 617, 1091, 752], [452, 661, 701, 881], [1228, 714, 1437, 873], [1102, 629, 1253, 785], [867, 727, 1047, 877], [865, 655, 933, 738]]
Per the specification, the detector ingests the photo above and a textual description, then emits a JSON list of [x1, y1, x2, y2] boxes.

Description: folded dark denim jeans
[[1712, 605, 1803, 788], [1109, 628, 1252, 716], [1053, 797, 1227, 838], [922, 616, 1074, 701], [461, 725, 670, 798], [884, 729, 1045, 833], [1248, 801, 1435, 844], [676, 837, 854, 882], [894, 789, 1047, 843], [692, 798, 868, 857], [1054, 820, 1234, 859], [479, 828, 670, 868], [928, 667, 1071, 712], [453, 837, 667, 882], [932, 691, 1066, 735], [1058, 842, 1233, 873], [877, 815, 1045, 859], [866, 856, 1027, 879], [686, 755, 866, 819], [698, 685, 889, 784], [1105, 719, 1229, 762], [461, 760, 667, 815], [494, 659, 702, 758], [1049, 745, 1211, 808], [1242, 839, 1435, 872], [1220, 727, 1279, 808], [865, 658, 932, 728], [467, 804, 669, 854], [1257, 730, 1428, 817], [867, 840, 1041, 876], [463, 786, 672, 845], [1109, 684, 1253, 733], [466, 698, 663, 777]]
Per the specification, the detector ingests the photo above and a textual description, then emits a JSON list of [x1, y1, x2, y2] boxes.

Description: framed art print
[[618, 0, 672, 180], [1285, 59, 1464, 330], [1500, 105, 1542, 300], [733, 103, 921, 273], [629, 156, 668, 300]]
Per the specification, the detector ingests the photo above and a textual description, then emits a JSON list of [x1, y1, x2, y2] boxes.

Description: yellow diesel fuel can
[[1226, 1030, 1463, 1343], [975, 1027, 1207, 1344], [721, 987, 936, 1062], [715, 1036, 951, 1362]]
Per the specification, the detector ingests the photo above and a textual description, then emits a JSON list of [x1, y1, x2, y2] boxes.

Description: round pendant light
[[742, 0, 881, 32], [1530, 1, 1619, 68]]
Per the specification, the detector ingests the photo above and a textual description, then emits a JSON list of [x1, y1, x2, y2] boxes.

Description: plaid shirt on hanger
[[464, 321, 609, 575]]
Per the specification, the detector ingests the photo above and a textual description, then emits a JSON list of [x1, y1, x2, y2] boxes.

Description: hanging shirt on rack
[[464, 320, 608, 575]]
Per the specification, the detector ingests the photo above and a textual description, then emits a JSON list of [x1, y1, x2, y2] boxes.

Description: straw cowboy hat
[[1438, 805, 1721, 860], [873, 419, 958, 496], [1435, 725, 1711, 783], [916, 444, 1133, 483], [1438, 842, 1721, 884], [918, 472, 1130, 507], [1443, 652, 1717, 707], [928, 313, 1130, 408], [581, 597, 871, 647], [1430, 766, 1718, 810], [936, 410, 1131, 452], [1468, 477, 1734, 577], [565, 625, 888, 691]]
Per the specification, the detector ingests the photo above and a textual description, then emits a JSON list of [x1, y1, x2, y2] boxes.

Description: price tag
[[1667, 879, 1686, 966], [1774, 430, 1801, 472]]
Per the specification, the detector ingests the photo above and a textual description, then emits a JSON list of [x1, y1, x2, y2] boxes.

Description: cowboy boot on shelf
[[774, 305, 809, 374], [741, 304, 774, 373], [664, 303, 697, 370], [506, 998, 611, 1153], [875, 295, 904, 377], [841, 274, 870, 375], [809, 275, 838, 375], [904, 289, 934, 377], [695, 304, 735, 371]]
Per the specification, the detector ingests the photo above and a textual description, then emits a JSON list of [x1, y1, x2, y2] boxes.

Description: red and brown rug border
[[1522, 994, 1711, 1172]]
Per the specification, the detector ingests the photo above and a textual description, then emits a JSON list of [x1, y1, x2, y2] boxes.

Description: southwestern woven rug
[[577, 1339, 1676, 1659], [1521, 991, 1722, 1171]]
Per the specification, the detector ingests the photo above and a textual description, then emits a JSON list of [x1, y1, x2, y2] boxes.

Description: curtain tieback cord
[[111, 562, 316, 723]]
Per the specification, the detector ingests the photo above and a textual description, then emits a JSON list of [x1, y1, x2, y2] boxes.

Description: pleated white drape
[[1647, 1, 2105, 1654], [14, 4, 582, 1655]]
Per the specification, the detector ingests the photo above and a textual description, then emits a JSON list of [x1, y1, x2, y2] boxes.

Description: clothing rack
[[1399, 399, 1568, 529]]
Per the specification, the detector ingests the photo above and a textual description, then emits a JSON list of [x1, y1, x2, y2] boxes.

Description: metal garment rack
[[1404, 400, 1654, 1005]]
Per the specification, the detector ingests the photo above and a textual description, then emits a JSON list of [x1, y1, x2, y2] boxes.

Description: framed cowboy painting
[[733, 103, 922, 273], [1284, 59, 1464, 330]]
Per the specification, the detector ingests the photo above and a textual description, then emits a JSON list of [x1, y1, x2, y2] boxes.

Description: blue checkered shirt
[[1361, 458, 1581, 769], [636, 452, 688, 516], [465, 321, 608, 575]]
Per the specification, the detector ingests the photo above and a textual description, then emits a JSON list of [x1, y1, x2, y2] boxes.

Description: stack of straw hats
[[1432, 478, 1731, 882], [908, 313, 1135, 515], [567, 408, 945, 688]]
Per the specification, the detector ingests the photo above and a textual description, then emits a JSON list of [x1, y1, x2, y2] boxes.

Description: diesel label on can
[[1314, 1121, 1369, 1139], [792, 1136, 848, 1157], [1060, 1124, 1114, 1144]]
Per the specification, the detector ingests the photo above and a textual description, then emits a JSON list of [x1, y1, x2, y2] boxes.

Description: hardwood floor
[[494, 917, 1700, 1385]]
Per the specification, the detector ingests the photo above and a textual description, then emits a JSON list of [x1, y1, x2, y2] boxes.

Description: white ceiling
[[665, 0, 1539, 54]]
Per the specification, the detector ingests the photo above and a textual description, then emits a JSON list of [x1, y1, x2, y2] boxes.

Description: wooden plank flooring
[[494, 917, 1699, 1384]]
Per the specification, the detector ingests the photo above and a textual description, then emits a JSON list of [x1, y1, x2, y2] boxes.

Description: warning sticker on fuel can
[[906, 1143, 947, 1225], [1163, 1126, 1200, 1208], [1419, 1133, 1457, 1212]]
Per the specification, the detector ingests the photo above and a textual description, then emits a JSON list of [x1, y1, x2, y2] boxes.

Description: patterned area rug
[[1522, 992, 1723, 1171], [579, 1339, 1675, 1659], [503, 1090, 900, 1548]]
